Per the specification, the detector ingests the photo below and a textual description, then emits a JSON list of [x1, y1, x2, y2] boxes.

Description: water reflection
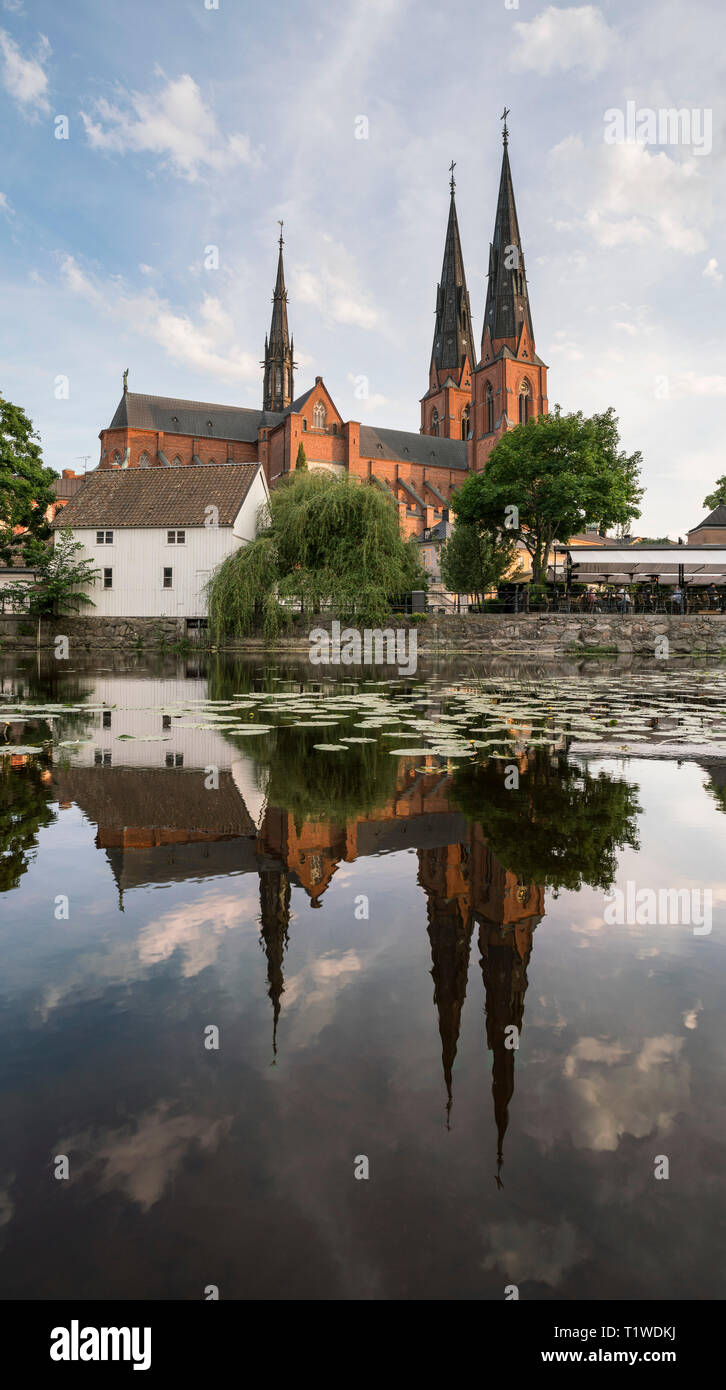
[[0, 660, 724, 1299]]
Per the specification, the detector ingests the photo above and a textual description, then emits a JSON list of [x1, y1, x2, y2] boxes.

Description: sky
[[0, 0, 724, 537]]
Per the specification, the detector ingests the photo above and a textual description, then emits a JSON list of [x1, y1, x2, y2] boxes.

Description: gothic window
[[207, 420, 214, 432], [461, 405, 470, 441], [485, 383, 494, 434], [519, 379, 531, 425], [313, 401, 326, 430], [172, 455, 182, 467], [302, 419, 308, 431], [113, 451, 121, 466], [139, 451, 150, 468], [208, 458, 216, 466], [332, 422, 338, 435], [275, 367, 282, 396], [432, 408, 439, 436]]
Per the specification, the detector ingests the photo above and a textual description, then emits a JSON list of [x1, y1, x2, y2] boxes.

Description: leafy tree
[[0, 393, 58, 565], [452, 749, 640, 894], [440, 522, 515, 605], [208, 471, 426, 637], [702, 475, 726, 512], [452, 406, 643, 581], [0, 757, 56, 894], [4, 527, 99, 647], [295, 442, 308, 471]]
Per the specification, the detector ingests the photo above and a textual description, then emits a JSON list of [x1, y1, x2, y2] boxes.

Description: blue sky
[[1, 0, 724, 535]]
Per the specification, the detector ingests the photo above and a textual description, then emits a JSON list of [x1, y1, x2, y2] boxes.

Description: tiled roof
[[51, 463, 261, 529], [689, 505, 726, 532], [359, 424, 469, 471], [108, 391, 283, 442]]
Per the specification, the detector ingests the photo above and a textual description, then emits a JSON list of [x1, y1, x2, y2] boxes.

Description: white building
[[52, 462, 269, 621]]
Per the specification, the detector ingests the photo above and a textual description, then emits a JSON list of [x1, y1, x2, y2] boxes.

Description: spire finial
[[278, 219, 284, 248], [122, 367, 128, 394], [501, 107, 510, 145], [449, 159, 456, 194]]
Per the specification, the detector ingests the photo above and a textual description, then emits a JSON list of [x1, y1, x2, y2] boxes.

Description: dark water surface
[[0, 655, 724, 1300]]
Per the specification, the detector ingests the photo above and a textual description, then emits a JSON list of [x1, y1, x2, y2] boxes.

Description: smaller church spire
[[262, 223, 295, 413], [429, 165, 477, 382]]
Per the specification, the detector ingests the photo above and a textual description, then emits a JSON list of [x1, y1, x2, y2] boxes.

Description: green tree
[[0, 393, 58, 565], [452, 750, 640, 894], [702, 475, 726, 512], [4, 527, 99, 647], [208, 471, 426, 637], [440, 522, 515, 605], [295, 441, 308, 471], [452, 406, 643, 581], [0, 757, 56, 894]]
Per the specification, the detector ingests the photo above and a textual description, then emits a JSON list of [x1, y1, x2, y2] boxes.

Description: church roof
[[482, 131, 535, 350], [52, 461, 262, 529], [108, 391, 284, 441], [360, 424, 468, 471], [689, 505, 726, 532], [430, 179, 477, 378]]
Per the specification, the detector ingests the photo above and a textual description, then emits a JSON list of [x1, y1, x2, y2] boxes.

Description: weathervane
[[449, 159, 456, 193], [278, 219, 284, 247], [501, 106, 510, 145]]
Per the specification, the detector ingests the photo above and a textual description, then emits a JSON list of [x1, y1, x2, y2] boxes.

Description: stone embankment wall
[[0, 614, 186, 653], [2, 612, 726, 657]]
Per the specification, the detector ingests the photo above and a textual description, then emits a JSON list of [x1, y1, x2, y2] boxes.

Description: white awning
[[564, 546, 726, 584]]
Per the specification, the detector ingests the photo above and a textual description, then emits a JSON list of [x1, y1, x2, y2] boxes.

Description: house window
[[166, 752, 183, 768], [139, 451, 150, 468], [96, 530, 113, 544], [94, 749, 112, 766], [432, 408, 439, 436], [102, 710, 111, 729], [163, 568, 173, 589], [162, 715, 172, 730], [167, 530, 185, 544], [485, 383, 494, 433], [519, 379, 531, 425], [103, 568, 113, 588], [313, 401, 326, 429]]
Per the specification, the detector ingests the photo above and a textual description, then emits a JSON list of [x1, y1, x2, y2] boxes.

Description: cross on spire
[[501, 107, 510, 145], [278, 219, 284, 247], [449, 159, 456, 193]]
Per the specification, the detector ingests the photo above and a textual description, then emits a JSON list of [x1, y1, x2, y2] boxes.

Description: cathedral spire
[[263, 223, 295, 412], [481, 118, 535, 353], [430, 166, 477, 383]]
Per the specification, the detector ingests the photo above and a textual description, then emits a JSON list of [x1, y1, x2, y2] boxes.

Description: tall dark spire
[[263, 224, 295, 412], [430, 167, 477, 382], [482, 120, 535, 352]]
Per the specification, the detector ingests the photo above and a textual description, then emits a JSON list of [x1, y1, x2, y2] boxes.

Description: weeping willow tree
[[207, 471, 425, 638]]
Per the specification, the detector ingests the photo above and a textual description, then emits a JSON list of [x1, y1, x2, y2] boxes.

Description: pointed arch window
[[485, 383, 494, 434], [432, 408, 439, 437], [112, 450, 121, 466], [172, 455, 182, 467], [519, 379, 531, 425], [461, 405, 470, 441], [313, 400, 326, 430], [139, 451, 150, 468], [275, 367, 282, 396]]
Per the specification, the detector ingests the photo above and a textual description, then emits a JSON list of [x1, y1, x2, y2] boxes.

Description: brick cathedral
[[97, 122, 548, 540]]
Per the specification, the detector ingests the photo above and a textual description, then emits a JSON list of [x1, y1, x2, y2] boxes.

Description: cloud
[[511, 5, 615, 76], [0, 28, 50, 113], [60, 254, 261, 384], [62, 1102, 232, 1212], [549, 135, 711, 254], [560, 1033, 689, 1151], [80, 71, 260, 181], [292, 237, 383, 331], [0, 191, 13, 218], [703, 258, 723, 286]]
